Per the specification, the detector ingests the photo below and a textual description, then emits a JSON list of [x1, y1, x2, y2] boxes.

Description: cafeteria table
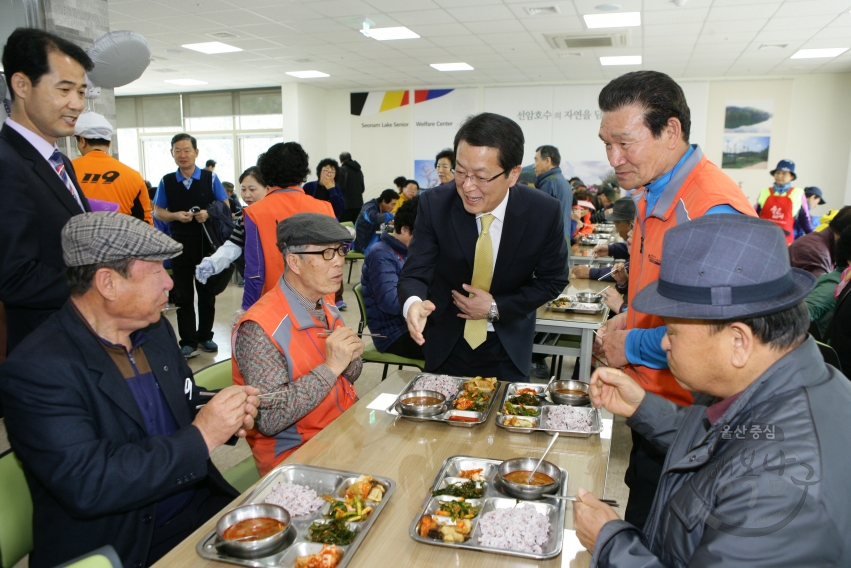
[[534, 278, 611, 383], [154, 371, 614, 568]]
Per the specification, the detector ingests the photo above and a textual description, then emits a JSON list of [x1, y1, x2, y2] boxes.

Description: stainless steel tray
[[579, 236, 611, 246], [593, 225, 616, 233], [196, 464, 396, 567], [547, 295, 606, 314], [495, 383, 602, 438], [408, 455, 567, 560], [385, 373, 502, 428]]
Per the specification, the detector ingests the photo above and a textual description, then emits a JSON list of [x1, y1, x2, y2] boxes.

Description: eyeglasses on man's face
[[299, 244, 351, 261], [454, 168, 506, 188]]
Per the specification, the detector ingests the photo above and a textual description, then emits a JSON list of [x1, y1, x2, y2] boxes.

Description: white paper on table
[[366, 393, 399, 412], [601, 418, 613, 440], [561, 529, 588, 566]]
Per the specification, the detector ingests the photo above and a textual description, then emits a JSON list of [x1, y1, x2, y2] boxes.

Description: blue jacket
[[302, 180, 345, 220], [361, 232, 408, 351], [535, 167, 572, 238], [354, 198, 391, 253]]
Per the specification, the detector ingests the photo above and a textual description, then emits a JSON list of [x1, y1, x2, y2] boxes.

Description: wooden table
[[154, 371, 613, 568], [534, 278, 611, 383]]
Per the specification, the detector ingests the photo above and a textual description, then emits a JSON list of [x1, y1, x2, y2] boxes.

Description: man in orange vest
[[593, 71, 756, 529], [232, 213, 363, 476], [242, 142, 336, 310]]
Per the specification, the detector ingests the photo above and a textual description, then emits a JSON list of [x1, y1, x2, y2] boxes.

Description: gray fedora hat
[[632, 215, 815, 320]]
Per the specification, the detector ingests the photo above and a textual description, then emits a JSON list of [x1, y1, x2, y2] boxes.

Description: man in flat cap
[[232, 212, 364, 476], [573, 215, 851, 566], [73, 111, 153, 224], [0, 212, 260, 568]]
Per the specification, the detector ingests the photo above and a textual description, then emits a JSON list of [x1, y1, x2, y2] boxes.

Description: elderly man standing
[[533, 144, 572, 238], [574, 214, 851, 566], [233, 213, 363, 476], [594, 71, 755, 529], [0, 212, 259, 568]]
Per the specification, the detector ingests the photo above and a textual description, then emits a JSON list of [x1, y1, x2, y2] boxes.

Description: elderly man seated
[[232, 213, 364, 476], [0, 212, 259, 568], [574, 215, 851, 566]]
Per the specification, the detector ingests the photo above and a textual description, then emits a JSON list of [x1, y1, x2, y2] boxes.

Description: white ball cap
[[74, 112, 114, 141]]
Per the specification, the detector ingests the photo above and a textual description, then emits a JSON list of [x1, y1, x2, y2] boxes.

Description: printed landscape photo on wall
[[722, 99, 773, 169], [722, 135, 771, 170]]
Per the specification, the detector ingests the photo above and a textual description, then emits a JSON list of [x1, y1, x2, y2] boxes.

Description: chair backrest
[[352, 283, 368, 335], [340, 221, 354, 228], [193, 359, 233, 391], [815, 340, 842, 373], [0, 450, 33, 568], [56, 545, 123, 568]]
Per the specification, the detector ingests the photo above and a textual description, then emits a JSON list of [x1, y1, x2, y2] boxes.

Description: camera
[[189, 206, 201, 214]]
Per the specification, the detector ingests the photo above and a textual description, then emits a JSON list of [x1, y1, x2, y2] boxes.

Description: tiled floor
[[1, 261, 631, 566]]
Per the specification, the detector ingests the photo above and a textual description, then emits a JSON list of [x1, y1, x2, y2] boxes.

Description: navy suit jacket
[[398, 183, 568, 373], [0, 123, 91, 352], [0, 302, 237, 568]]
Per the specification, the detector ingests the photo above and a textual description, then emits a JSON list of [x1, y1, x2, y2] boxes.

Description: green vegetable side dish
[[431, 479, 484, 499], [503, 402, 539, 416], [307, 518, 356, 545], [436, 499, 481, 521], [507, 393, 541, 406]]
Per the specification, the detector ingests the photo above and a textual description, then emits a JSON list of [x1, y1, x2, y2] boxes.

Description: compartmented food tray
[[495, 383, 603, 438], [593, 225, 616, 233], [409, 455, 568, 560], [579, 236, 611, 246], [547, 295, 606, 314], [385, 374, 502, 428], [196, 464, 395, 567]]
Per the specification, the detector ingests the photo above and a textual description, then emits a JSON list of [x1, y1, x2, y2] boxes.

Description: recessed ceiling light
[[430, 62, 474, 71], [595, 3, 622, 11], [600, 55, 641, 65], [164, 79, 208, 85], [584, 11, 641, 28], [286, 70, 330, 78], [181, 42, 242, 54], [360, 26, 420, 41], [790, 47, 848, 59]]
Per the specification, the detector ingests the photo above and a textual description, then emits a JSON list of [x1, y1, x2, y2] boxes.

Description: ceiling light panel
[[361, 27, 420, 41], [584, 11, 641, 29], [181, 42, 242, 54], [600, 55, 642, 65], [286, 70, 330, 78], [164, 79, 208, 85], [790, 47, 848, 59], [430, 62, 474, 71]]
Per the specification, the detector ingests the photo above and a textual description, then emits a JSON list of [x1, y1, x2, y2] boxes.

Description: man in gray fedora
[[573, 214, 851, 566]]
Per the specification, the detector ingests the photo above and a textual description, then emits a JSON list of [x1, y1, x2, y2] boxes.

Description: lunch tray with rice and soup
[[196, 464, 395, 568], [495, 382, 603, 437], [547, 294, 606, 315], [409, 455, 568, 560], [385, 374, 501, 427]]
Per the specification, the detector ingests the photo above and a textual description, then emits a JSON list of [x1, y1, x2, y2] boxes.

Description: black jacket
[[0, 123, 91, 352], [337, 159, 365, 211], [398, 183, 568, 373], [0, 302, 237, 568]]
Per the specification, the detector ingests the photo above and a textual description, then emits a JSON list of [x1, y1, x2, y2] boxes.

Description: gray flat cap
[[606, 198, 637, 222], [276, 212, 354, 252], [62, 212, 183, 267], [632, 215, 815, 320]]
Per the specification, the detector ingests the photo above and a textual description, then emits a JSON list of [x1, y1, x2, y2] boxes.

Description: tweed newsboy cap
[[62, 212, 183, 267], [276, 213, 354, 252], [632, 214, 815, 320]]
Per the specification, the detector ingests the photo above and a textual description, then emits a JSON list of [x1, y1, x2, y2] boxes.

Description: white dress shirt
[[403, 187, 511, 332]]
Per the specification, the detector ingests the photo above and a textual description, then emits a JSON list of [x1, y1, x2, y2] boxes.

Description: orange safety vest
[[72, 150, 153, 224], [243, 186, 335, 297], [626, 148, 756, 406], [232, 279, 357, 476]]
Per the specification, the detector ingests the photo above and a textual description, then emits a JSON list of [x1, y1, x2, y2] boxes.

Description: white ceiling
[[111, 0, 851, 95]]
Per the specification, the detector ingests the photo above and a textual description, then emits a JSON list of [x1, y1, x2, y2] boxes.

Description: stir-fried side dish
[[515, 388, 540, 396], [432, 479, 484, 499], [435, 499, 481, 521], [507, 394, 541, 406], [294, 544, 343, 568], [454, 389, 491, 411], [326, 494, 374, 522], [502, 416, 535, 428], [419, 516, 474, 543], [503, 402, 538, 416], [345, 475, 386, 503], [463, 376, 498, 393], [307, 518, 357, 546], [550, 297, 571, 308], [459, 469, 486, 482]]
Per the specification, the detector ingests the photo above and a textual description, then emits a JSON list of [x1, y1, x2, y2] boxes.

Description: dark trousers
[[171, 234, 216, 348], [146, 487, 234, 566], [385, 333, 425, 360], [624, 428, 667, 530], [340, 208, 360, 223], [435, 332, 527, 382]]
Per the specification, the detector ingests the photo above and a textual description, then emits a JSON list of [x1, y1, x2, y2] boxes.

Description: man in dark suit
[[0, 212, 260, 568], [0, 28, 93, 354], [399, 113, 568, 382]]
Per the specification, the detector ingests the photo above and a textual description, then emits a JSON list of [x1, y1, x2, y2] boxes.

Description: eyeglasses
[[455, 169, 506, 188], [298, 244, 351, 260]]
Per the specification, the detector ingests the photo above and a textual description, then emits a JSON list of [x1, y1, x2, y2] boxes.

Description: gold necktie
[[464, 214, 495, 349]]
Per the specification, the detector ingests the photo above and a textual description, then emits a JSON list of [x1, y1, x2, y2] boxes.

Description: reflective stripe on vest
[[232, 279, 357, 475], [626, 148, 757, 406], [243, 187, 336, 300]]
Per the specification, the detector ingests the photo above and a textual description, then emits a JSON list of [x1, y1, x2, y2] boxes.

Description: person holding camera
[[152, 133, 229, 358]]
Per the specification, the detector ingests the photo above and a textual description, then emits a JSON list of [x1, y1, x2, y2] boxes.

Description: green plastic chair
[[56, 545, 122, 568], [222, 456, 261, 493], [0, 450, 33, 568], [340, 222, 365, 283], [352, 283, 424, 380]]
